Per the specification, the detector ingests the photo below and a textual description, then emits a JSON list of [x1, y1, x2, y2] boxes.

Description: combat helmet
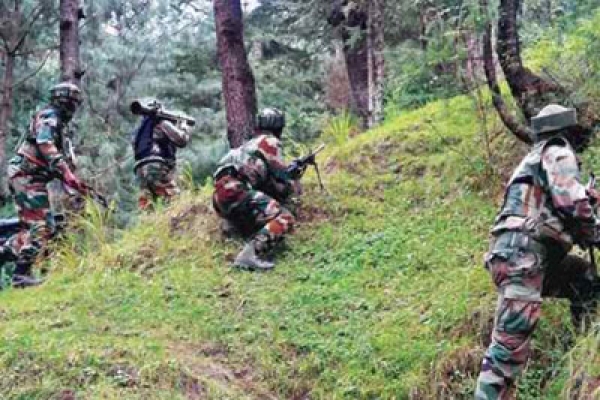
[[531, 104, 591, 151], [50, 81, 82, 118], [257, 108, 285, 137]]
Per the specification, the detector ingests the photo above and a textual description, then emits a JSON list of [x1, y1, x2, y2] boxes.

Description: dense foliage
[[2, 0, 597, 220]]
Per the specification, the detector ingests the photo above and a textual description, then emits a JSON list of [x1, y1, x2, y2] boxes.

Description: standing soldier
[[212, 108, 300, 270], [476, 105, 600, 399], [0, 82, 89, 288], [131, 99, 192, 210]]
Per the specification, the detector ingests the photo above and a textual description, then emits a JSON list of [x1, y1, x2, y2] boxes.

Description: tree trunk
[[60, 0, 83, 84], [341, 4, 369, 128], [328, 1, 370, 127], [482, 14, 532, 144], [0, 51, 15, 200], [496, 0, 561, 121], [367, 0, 385, 128], [214, 0, 257, 149]]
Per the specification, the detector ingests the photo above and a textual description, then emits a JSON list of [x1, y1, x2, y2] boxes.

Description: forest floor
[[0, 95, 598, 399]]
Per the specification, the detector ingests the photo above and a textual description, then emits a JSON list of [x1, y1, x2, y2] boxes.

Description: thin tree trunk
[[368, 0, 385, 128], [496, 0, 561, 121], [60, 0, 82, 84], [0, 51, 15, 200], [419, 11, 428, 50], [482, 15, 532, 144], [214, 0, 257, 148], [343, 5, 369, 128], [345, 36, 369, 128], [328, 1, 370, 128]]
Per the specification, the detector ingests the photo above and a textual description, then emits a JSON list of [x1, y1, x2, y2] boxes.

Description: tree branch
[[481, 0, 532, 144]]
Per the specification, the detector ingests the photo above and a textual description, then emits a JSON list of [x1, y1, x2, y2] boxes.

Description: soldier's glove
[[63, 169, 88, 196], [287, 160, 306, 180], [177, 119, 190, 133], [292, 180, 303, 196], [588, 187, 600, 208]]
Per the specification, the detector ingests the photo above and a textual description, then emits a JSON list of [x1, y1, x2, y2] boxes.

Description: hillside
[[0, 94, 598, 399]]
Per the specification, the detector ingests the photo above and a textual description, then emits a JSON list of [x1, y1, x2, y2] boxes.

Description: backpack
[[132, 116, 158, 161]]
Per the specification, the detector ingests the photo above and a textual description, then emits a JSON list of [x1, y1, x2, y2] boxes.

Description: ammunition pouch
[[133, 156, 175, 174]]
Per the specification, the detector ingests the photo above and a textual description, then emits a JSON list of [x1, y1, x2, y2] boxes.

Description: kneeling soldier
[[476, 105, 600, 399], [213, 108, 299, 270]]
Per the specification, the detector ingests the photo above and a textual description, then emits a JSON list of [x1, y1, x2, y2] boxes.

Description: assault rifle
[[130, 99, 196, 128], [287, 144, 326, 191], [63, 183, 109, 209]]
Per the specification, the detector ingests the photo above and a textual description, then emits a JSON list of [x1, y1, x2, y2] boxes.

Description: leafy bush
[[385, 43, 465, 116], [320, 112, 359, 146]]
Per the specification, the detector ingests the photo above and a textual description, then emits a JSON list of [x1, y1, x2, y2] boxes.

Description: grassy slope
[[0, 94, 596, 399]]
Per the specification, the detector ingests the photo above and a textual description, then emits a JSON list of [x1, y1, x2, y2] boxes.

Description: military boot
[[233, 242, 274, 271], [221, 218, 241, 238], [12, 261, 43, 288]]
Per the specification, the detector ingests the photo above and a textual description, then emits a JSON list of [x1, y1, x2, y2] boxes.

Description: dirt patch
[[412, 347, 482, 400], [53, 390, 76, 400], [107, 364, 140, 388], [179, 371, 207, 400], [448, 309, 495, 348], [114, 242, 164, 277], [568, 373, 600, 399], [170, 203, 214, 235], [295, 203, 332, 224], [169, 342, 278, 400]]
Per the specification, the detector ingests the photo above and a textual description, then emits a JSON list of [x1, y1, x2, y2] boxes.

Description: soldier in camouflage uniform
[[1, 82, 89, 288], [131, 100, 191, 210], [212, 108, 300, 270], [475, 105, 600, 399]]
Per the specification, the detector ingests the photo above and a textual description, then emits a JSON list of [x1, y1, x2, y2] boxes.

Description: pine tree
[[214, 0, 257, 148]]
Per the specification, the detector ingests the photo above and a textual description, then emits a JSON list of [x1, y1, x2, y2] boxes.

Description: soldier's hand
[[63, 170, 88, 196], [292, 180, 303, 196], [177, 119, 191, 134], [589, 187, 600, 206]]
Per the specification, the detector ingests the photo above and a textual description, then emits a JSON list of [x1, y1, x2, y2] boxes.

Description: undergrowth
[[0, 94, 598, 399]]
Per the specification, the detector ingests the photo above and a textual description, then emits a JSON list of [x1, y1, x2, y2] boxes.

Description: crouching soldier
[[131, 99, 192, 210], [213, 108, 300, 270], [475, 105, 600, 399], [1, 82, 89, 288]]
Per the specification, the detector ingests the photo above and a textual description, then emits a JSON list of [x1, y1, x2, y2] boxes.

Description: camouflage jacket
[[493, 136, 596, 249], [14, 105, 75, 182], [214, 134, 294, 200]]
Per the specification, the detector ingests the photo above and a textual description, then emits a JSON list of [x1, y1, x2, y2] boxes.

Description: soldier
[[475, 105, 600, 399], [212, 108, 300, 270], [131, 100, 191, 210], [1, 82, 89, 288]]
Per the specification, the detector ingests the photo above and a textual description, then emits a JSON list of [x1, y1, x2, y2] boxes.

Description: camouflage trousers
[[476, 231, 598, 399], [135, 162, 179, 210], [212, 175, 294, 254], [6, 165, 55, 265]]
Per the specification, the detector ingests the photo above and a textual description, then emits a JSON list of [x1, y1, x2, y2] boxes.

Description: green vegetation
[[2, 94, 587, 399], [2, 1, 600, 399]]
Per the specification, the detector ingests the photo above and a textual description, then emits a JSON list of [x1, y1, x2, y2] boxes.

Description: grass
[[0, 94, 597, 399]]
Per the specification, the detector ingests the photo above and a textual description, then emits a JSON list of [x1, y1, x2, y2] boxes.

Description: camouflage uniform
[[133, 119, 190, 210], [6, 105, 80, 267], [475, 135, 598, 399], [213, 134, 296, 255]]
